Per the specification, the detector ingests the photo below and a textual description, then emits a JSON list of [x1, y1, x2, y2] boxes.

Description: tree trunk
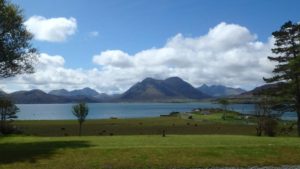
[[222, 110, 226, 120], [0, 111, 6, 133], [297, 111, 300, 137], [79, 122, 82, 136], [256, 118, 263, 136], [0, 109, 3, 133], [0, 119, 3, 133], [296, 81, 300, 137], [295, 94, 300, 136]]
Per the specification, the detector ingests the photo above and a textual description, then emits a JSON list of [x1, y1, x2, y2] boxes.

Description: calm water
[[16, 102, 297, 120]]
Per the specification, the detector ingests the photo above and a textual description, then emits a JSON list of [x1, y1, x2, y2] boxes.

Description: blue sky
[[2, 0, 300, 93], [13, 0, 300, 68]]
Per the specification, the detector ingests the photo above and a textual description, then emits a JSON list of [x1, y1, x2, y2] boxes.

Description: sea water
[[16, 102, 297, 120]]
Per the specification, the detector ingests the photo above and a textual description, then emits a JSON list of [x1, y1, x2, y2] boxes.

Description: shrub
[[264, 118, 278, 137]]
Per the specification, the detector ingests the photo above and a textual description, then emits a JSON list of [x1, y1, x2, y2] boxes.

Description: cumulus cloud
[[0, 22, 275, 93], [1, 53, 135, 93], [93, 50, 134, 68], [91, 22, 275, 90], [24, 16, 77, 42]]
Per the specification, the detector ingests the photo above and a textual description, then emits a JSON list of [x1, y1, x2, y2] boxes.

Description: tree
[[0, 99, 19, 134], [72, 102, 89, 136], [264, 21, 300, 136], [218, 98, 229, 120], [0, 0, 37, 78], [254, 97, 279, 136]]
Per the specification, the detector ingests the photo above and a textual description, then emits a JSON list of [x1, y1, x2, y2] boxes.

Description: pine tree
[[264, 21, 300, 136]]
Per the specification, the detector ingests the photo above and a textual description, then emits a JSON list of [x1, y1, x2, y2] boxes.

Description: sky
[[1, 0, 300, 94]]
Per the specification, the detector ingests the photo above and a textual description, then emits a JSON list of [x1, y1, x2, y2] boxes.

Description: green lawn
[[1, 135, 300, 169]]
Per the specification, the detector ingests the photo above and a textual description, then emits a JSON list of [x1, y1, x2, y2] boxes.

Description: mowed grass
[[1, 135, 300, 169], [14, 117, 257, 136]]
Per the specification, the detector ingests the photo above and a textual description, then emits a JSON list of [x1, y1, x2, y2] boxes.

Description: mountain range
[[197, 84, 246, 97], [8, 89, 99, 104], [0, 77, 248, 103], [49, 87, 109, 99], [240, 83, 283, 96]]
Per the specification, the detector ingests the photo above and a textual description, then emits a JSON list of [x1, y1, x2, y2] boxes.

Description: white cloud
[[91, 22, 275, 91], [24, 16, 77, 42], [93, 50, 134, 68], [89, 31, 99, 37], [37, 53, 65, 67], [0, 22, 275, 93]]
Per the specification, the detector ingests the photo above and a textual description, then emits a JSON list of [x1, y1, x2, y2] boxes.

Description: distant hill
[[0, 89, 7, 97], [70, 87, 100, 97], [48, 89, 70, 97], [241, 83, 283, 96], [49, 87, 100, 97], [223, 83, 286, 104], [120, 77, 210, 101], [9, 89, 72, 104], [1, 81, 285, 104], [1, 77, 218, 103], [198, 84, 246, 97], [8, 89, 99, 104], [49, 87, 114, 101]]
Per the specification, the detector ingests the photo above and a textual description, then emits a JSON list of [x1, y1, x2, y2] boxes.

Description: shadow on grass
[[0, 140, 92, 164]]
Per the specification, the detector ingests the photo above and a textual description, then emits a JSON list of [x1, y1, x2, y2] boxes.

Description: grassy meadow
[[14, 116, 257, 136], [1, 135, 300, 169], [1, 110, 299, 169], [13, 110, 297, 136]]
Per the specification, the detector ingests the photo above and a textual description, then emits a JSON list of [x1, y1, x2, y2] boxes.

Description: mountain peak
[[165, 76, 183, 81], [82, 87, 93, 90], [201, 84, 209, 88], [49, 89, 70, 96], [0, 89, 6, 96], [29, 89, 46, 94], [142, 77, 157, 83], [121, 76, 210, 101], [49, 87, 100, 97]]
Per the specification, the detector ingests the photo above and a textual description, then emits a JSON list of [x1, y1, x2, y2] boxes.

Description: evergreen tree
[[264, 21, 300, 136]]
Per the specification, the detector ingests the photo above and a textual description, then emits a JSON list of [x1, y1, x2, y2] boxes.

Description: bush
[[0, 124, 22, 135], [169, 112, 180, 116], [256, 117, 279, 137], [0, 99, 19, 135], [264, 118, 278, 137]]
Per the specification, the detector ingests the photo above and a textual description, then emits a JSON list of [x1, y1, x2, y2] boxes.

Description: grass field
[[2, 110, 298, 168], [1, 135, 300, 169], [13, 110, 297, 136], [14, 116, 257, 136]]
